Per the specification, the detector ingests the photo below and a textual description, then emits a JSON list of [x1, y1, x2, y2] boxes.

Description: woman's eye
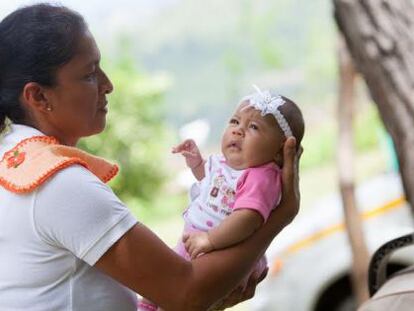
[[84, 72, 97, 81]]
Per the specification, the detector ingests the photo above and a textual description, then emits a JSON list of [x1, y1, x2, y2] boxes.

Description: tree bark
[[337, 37, 370, 305], [334, 0, 414, 212]]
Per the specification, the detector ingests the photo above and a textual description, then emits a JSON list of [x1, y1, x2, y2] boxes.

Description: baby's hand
[[172, 139, 203, 169], [182, 231, 214, 259]]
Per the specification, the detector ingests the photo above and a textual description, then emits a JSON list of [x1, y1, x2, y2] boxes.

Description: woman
[[0, 4, 301, 311]]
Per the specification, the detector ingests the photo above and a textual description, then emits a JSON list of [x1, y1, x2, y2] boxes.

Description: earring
[[46, 106, 52, 111]]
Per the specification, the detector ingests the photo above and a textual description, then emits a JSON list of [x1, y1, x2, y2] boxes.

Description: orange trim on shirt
[[0, 136, 119, 193]]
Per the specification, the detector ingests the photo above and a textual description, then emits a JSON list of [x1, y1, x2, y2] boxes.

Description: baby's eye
[[249, 123, 259, 130], [229, 118, 239, 125]]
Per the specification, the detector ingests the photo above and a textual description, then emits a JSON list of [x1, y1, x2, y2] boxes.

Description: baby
[[138, 87, 304, 311]]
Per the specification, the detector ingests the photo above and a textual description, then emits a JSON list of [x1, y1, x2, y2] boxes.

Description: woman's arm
[[95, 137, 300, 311]]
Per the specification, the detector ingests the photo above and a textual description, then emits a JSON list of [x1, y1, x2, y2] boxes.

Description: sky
[[0, 0, 179, 42]]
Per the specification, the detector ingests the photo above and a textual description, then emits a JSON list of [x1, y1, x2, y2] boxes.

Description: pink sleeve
[[233, 166, 282, 222]]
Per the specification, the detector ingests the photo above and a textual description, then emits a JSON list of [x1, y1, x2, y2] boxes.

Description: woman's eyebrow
[[81, 60, 99, 71]]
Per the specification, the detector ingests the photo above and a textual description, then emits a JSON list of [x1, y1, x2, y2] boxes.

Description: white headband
[[241, 85, 293, 138]]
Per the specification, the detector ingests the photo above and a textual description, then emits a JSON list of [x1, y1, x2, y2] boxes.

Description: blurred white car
[[250, 172, 414, 311]]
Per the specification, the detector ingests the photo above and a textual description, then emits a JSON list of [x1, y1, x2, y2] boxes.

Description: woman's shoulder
[[48, 163, 103, 184], [38, 164, 115, 200]]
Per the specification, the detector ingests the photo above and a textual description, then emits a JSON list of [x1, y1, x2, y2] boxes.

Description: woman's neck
[[23, 121, 78, 146]]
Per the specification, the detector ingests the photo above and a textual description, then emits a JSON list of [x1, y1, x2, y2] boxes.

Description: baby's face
[[221, 102, 284, 170]]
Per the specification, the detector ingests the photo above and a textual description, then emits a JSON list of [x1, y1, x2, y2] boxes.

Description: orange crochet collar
[[0, 136, 119, 193]]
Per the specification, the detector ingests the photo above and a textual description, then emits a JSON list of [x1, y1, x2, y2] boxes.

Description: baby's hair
[[240, 89, 305, 150], [279, 95, 305, 150]]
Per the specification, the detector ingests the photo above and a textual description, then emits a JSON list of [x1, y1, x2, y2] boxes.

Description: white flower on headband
[[242, 85, 293, 138]]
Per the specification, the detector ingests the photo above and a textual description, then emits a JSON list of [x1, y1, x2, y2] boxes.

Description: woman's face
[[43, 30, 113, 145]]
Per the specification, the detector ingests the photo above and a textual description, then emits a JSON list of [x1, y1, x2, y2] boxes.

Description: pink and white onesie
[[176, 154, 282, 283]]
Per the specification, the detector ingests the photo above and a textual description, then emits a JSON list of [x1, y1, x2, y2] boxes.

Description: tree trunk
[[337, 37, 370, 305], [333, 0, 414, 212]]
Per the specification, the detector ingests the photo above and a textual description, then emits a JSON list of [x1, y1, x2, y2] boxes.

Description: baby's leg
[[137, 298, 158, 311]]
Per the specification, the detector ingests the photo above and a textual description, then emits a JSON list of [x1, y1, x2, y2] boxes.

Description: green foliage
[[300, 105, 385, 170], [79, 44, 174, 205], [130, 192, 188, 225], [354, 106, 383, 151], [300, 121, 336, 170]]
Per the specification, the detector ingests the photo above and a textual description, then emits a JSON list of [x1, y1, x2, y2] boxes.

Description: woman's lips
[[98, 101, 108, 112]]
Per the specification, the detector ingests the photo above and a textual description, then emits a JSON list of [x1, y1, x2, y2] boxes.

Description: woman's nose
[[98, 68, 114, 95]]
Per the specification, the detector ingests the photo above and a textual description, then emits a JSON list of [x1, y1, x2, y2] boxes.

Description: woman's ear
[[21, 82, 51, 113]]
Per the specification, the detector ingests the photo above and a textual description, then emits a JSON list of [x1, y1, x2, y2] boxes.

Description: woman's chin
[[84, 121, 106, 137]]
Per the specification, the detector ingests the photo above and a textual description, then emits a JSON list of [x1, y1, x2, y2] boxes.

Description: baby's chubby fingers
[[190, 247, 202, 260], [188, 244, 196, 258], [184, 235, 197, 254], [190, 249, 198, 260], [171, 139, 195, 153], [182, 233, 189, 243], [181, 150, 195, 158], [171, 144, 185, 153], [171, 142, 186, 153]]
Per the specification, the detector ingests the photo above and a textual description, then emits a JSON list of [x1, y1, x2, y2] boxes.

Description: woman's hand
[[209, 268, 268, 311], [273, 137, 302, 226], [172, 139, 203, 169]]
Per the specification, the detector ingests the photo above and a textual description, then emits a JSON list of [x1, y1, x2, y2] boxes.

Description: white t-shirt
[[0, 124, 138, 311]]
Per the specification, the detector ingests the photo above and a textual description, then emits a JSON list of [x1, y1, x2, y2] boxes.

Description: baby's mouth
[[228, 141, 241, 150]]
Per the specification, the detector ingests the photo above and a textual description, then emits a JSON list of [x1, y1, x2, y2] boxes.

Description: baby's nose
[[232, 127, 244, 136]]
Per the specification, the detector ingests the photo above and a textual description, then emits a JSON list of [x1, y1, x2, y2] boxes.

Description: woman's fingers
[[213, 286, 243, 310], [239, 268, 267, 302], [281, 137, 297, 197], [256, 267, 268, 284], [210, 268, 268, 310], [242, 274, 257, 300], [278, 137, 301, 224]]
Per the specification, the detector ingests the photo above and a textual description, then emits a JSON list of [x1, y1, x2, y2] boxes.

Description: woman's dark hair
[[0, 3, 87, 132]]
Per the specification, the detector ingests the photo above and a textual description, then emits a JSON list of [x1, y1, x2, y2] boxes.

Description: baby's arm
[[186, 166, 282, 259], [184, 209, 263, 259], [172, 139, 205, 181]]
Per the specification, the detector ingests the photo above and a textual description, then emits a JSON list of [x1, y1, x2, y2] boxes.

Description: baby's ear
[[274, 152, 283, 167]]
